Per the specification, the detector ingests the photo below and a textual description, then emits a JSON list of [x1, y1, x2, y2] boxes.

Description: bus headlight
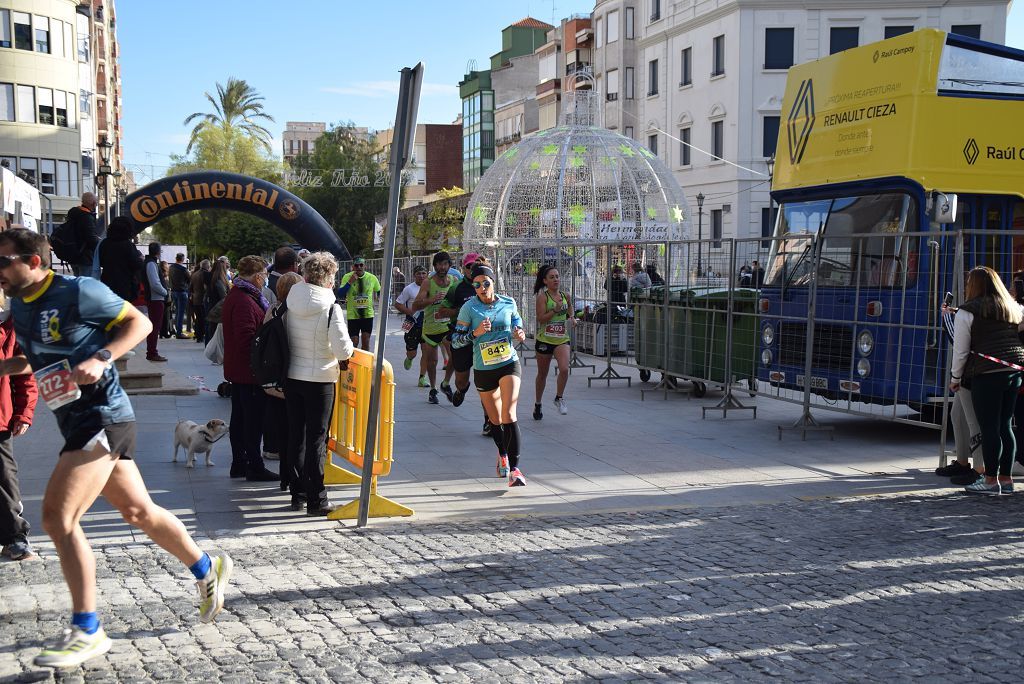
[[762, 325, 775, 346], [761, 349, 773, 366], [856, 359, 871, 377], [857, 330, 874, 355]]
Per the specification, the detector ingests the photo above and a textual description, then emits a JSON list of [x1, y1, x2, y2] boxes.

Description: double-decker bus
[[759, 28, 1024, 414]]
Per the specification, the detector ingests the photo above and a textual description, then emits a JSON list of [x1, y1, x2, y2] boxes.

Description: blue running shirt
[[453, 295, 523, 371], [12, 272, 134, 427]]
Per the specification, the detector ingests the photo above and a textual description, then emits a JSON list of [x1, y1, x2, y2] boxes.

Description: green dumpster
[[686, 288, 759, 386], [632, 286, 664, 372]]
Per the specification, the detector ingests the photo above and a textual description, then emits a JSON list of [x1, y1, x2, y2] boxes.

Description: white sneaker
[[197, 552, 233, 623], [553, 398, 568, 415], [34, 627, 112, 668]]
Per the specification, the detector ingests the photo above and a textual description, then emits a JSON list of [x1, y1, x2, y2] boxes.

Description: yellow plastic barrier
[[324, 348, 413, 520]]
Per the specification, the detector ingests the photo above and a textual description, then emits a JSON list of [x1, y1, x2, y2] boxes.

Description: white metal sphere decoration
[[463, 83, 691, 250]]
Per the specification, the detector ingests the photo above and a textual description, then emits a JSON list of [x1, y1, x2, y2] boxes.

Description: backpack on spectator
[[49, 218, 80, 264], [251, 303, 334, 387]]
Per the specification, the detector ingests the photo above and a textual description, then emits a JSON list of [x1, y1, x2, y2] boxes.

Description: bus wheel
[[692, 381, 707, 398], [639, 369, 651, 382]]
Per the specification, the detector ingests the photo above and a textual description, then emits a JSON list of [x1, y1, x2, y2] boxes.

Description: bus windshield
[[766, 192, 918, 288]]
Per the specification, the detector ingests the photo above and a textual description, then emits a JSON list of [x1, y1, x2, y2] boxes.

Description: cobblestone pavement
[[2, 490, 1023, 683]]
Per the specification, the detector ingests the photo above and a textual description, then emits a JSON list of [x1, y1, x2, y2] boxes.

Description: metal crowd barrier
[[324, 348, 411, 519]]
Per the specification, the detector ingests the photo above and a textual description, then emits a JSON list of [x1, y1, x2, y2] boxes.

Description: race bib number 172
[[34, 360, 81, 410]]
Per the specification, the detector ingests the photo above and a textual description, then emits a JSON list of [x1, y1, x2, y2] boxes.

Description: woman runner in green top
[[532, 264, 574, 419]]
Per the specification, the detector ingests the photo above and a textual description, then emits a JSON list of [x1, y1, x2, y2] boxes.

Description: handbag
[[204, 324, 224, 364]]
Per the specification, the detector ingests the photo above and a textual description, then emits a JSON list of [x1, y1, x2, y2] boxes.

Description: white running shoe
[[508, 468, 527, 487], [197, 552, 233, 623], [553, 398, 568, 415], [34, 627, 112, 668]]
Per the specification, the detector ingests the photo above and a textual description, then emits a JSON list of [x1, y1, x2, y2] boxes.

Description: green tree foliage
[[289, 123, 390, 257], [411, 187, 466, 252], [183, 77, 275, 154], [152, 126, 289, 261]]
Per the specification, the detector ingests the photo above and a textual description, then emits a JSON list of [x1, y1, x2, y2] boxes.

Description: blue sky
[[119, 0, 593, 183], [120, 1, 1024, 184]]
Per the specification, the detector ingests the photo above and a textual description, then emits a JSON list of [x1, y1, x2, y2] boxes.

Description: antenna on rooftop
[[466, 58, 477, 74]]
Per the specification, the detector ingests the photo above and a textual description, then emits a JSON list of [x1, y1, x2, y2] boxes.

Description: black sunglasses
[[473, 279, 493, 290], [0, 254, 32, 268]]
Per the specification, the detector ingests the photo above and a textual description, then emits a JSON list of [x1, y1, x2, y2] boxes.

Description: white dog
[[173, 419, 229, 468]]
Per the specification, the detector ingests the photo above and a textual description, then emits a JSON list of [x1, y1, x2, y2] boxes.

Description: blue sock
[[71, 611, 100, 635], [189, 552, 212, 580]]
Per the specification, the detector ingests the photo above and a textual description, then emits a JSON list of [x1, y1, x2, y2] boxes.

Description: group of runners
[[391, 251, 575, 488]]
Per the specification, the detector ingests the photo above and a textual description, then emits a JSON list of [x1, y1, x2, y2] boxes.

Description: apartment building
[[591, 0, 1009, 243], [375, 123, 462, 207], [0, 0, 123, 227]]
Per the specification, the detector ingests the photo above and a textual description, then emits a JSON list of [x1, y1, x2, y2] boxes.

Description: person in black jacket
[[98, 217, 143, 302], [65, 193, 100, 276]]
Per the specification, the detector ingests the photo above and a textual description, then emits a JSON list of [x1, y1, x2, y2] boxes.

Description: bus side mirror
[[931, 192, 958, 224]]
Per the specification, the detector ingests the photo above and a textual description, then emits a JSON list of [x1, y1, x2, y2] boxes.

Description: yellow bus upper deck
[[774, 29, 1024, 199]]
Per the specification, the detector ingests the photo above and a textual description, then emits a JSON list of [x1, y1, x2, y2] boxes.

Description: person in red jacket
[[0, 300, 37, 560], [220, 256, 277, 482]]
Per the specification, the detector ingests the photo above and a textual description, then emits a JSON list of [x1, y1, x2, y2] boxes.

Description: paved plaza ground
[[1, 319, 1022, 681]]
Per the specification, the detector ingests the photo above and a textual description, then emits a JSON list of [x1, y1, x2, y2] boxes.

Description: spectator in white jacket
[[285, 252, 355, 516]]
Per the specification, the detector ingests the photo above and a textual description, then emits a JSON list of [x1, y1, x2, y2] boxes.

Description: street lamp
[[111, 171, 123, 217], [97, 137, 114, 232], [696, 192, 705, 277]]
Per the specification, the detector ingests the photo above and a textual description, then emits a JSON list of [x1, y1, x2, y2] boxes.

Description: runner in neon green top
[[532, 264, 574, 419], [412, 251, 458, 404], [337, 257, 381, 351]]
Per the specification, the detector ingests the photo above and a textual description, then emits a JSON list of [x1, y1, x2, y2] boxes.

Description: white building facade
[[592, 0, 1010, 244]]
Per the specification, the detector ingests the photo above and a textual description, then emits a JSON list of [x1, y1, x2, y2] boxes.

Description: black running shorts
[[347, 317, 374, 337], [452, 344, 474, 373], [60, 421, 136, 460], [474, 361, 521, 393]]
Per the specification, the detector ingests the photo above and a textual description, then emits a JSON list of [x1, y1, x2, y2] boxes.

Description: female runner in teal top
[[451, 264, 528, 486]]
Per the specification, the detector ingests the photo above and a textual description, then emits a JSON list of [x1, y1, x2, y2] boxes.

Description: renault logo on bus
[[964, 138, 980, 165], [787, 79, 815, 165]]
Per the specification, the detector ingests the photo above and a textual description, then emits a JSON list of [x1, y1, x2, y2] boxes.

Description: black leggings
[[285, 379, 336, 509], [970, 371, 1023, 477]]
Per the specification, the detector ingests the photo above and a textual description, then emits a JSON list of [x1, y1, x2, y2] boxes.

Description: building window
[[625, 126, 634, 139], [40, 159, 55, 194], [596, 17, 603, 49], [625, 67, 634, 99], [761, 206, 777, 248], [607, 69, 619, 99], [76, 14, 89, 62], [54, 90, 68, 127], [764, 28, 794, 69], [712, 35, 726, 76], [80, 89, 91, 114], [650, 0, 660, 22], [37, 88, 53, 125], [56, 160, 70, 196], [648, 133, 658, 156], [763, 116, 780, 158], [69, 160, 79, 197], [0, 83, 12, 121], [830, 27, 859, 54], [50, 19, 63, 58], [711, 209, 723, 247], [13, 12, 31, 51], [648, 59, 659, 96], [16, 85, 34, 123], [711, 120, 724, 159], [33, 15, 48, 53], [951, 25, 982, 40], [625, 7, 634, 39], [679, 127, 691, 166], [680, 47, 692, 86], [0, 10, 10, 48], [19, 157, 36, 186], [607, 9, 619, 43], [885, 25, 914, 39]]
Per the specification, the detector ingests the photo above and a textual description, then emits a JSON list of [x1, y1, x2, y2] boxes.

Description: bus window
[[1012, 201, 1024, 275]]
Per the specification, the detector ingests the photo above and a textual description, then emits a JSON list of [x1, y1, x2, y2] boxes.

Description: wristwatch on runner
[[94, 349, 113, 366]]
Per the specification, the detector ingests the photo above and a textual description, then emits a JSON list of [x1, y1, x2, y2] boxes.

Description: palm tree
[[183, 77, 275, 153]]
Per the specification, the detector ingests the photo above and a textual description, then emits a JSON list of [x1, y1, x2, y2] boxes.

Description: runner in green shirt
[[412, 251, 458, 404], [337, 257, 381, 351]]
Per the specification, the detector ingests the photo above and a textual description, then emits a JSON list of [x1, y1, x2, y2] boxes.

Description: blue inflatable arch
[[121, 170, 351, 260]]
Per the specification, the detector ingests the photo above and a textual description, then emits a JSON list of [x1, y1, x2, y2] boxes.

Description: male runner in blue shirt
[[0, 229, 231, 668]]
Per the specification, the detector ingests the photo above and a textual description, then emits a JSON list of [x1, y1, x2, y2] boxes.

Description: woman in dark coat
[[98, 217, 143, 301]]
